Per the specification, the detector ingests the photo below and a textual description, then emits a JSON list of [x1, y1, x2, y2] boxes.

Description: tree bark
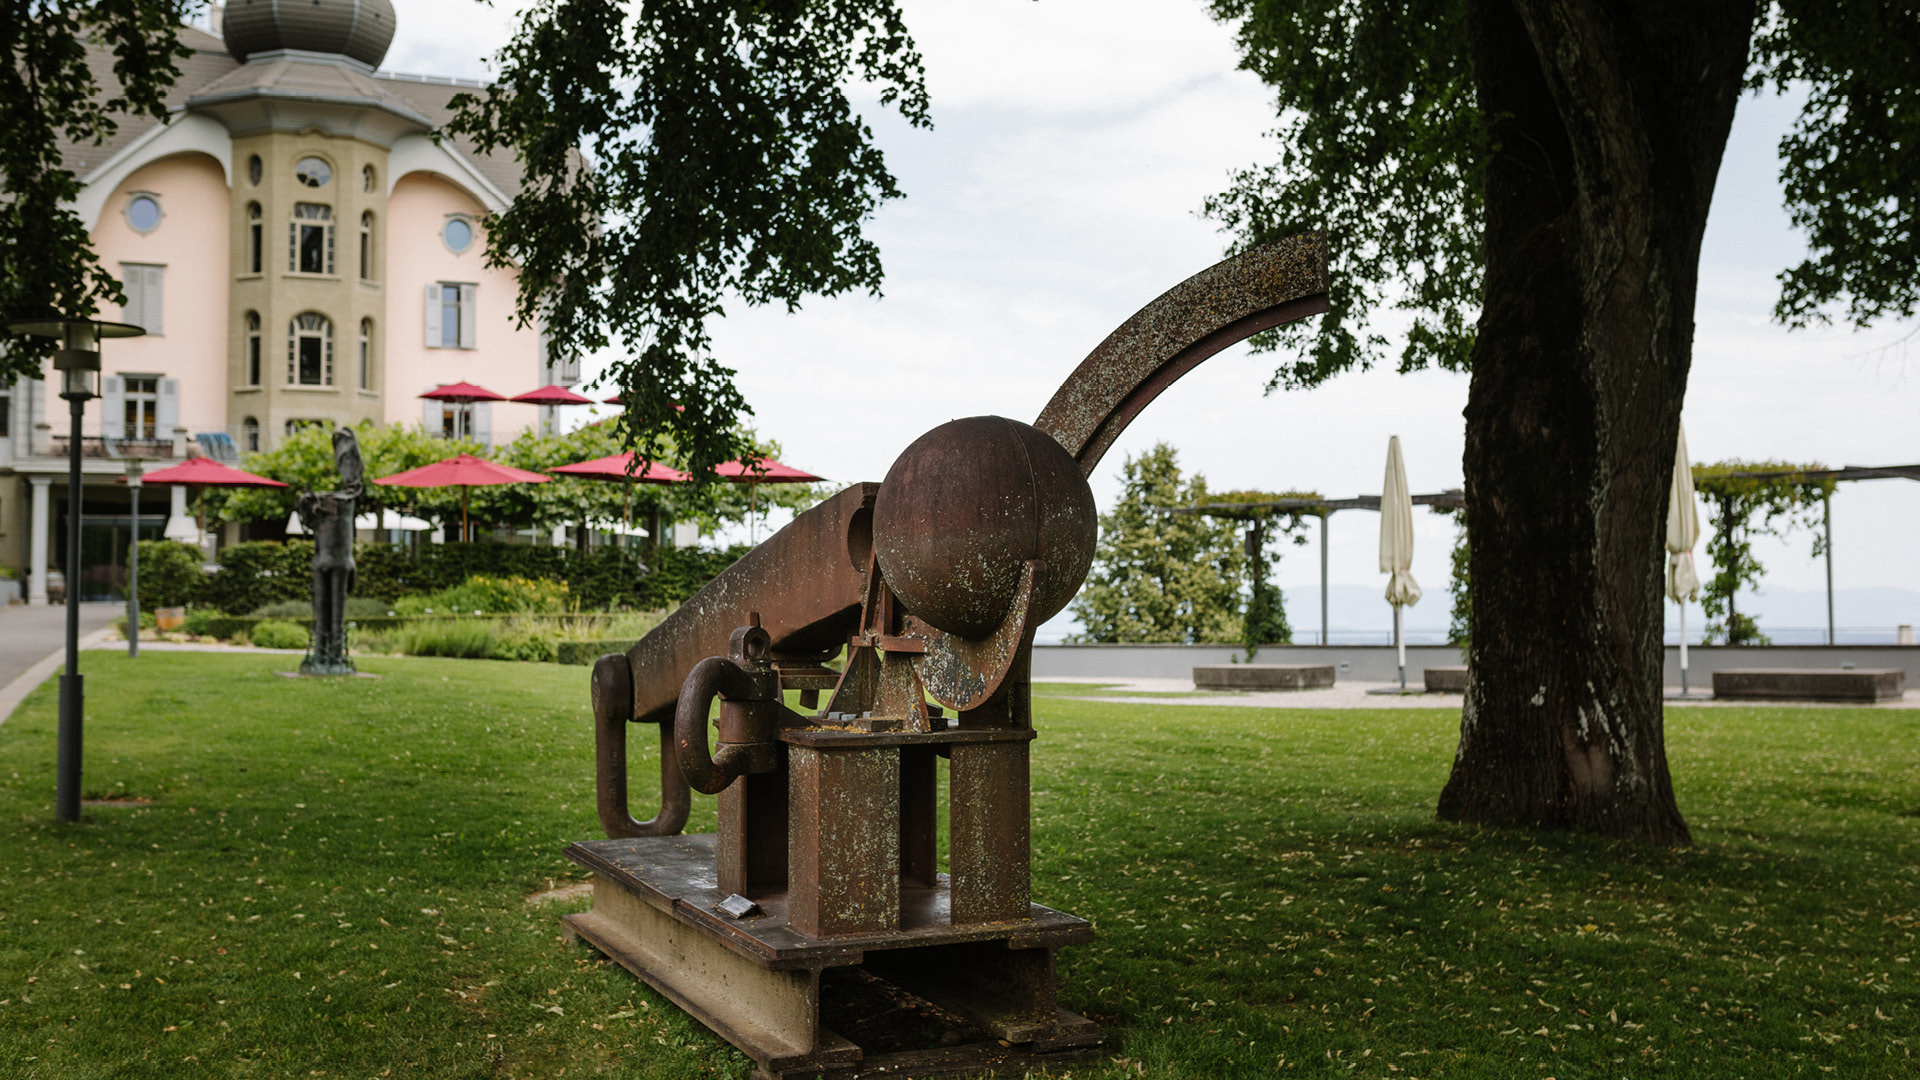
[[1438, 0, 1755, 844]]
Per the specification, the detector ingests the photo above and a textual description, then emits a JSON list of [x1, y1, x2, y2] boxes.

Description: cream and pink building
[[8, 1, 572, 603]]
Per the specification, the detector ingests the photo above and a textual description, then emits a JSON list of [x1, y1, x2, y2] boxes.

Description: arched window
[[246, 203, 262, 273], [358, 318, 373, 390], [247, 154, 262, 186], [288, 313, 332, 386], [359, 210, 374, 281], [290, 203, 333, 275], [244, 311, 261, 386], [361, 164, 376, 193], [242, 416, 260, 453]]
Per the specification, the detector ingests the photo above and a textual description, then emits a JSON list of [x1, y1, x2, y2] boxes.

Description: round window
[[126, 195, 161, 233], [443, 218, 473, 253], [294, 157, 332, 188], [248, 155, 263, 185]]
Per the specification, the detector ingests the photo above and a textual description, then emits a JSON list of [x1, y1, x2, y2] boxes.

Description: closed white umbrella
[[1666, 423, 1701, 694], [1380, 435, 1422, 689]]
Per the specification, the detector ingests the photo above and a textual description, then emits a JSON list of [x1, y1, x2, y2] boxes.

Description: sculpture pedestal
[[563, 835, 1102, 1080]]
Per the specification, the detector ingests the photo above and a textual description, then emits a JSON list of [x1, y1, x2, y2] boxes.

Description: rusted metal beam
[[1034, 232, 1329, 475]]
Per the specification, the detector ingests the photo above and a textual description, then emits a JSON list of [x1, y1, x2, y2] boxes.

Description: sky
[[368, 0, 1920, 642]]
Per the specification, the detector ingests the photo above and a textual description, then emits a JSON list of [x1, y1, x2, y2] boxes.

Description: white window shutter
[[118, 269, 141, 329], [424, 396, 440, 434], [472, 401, 491, 447], [101, 377, 125, 440], [146, 266, 164, 335], [458, 284, 477, 348], [424, 283, 442, 347], [157, 377, 179, 436]]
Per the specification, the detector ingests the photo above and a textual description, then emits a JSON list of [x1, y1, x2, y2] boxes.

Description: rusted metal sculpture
[[562, 234, 1328, 1079], [298, 428, 362, 676]]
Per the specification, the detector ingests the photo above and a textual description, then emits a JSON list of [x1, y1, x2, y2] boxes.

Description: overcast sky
[[373, 0, 1920, 639]]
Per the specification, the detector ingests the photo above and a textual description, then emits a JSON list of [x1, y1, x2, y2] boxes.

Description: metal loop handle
[[593, 654, 690, 838]]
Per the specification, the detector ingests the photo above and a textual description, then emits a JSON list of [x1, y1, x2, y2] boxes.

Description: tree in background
[[447, 0, 929, 479], [1070, 444, 1244, 645], [1206, 0, 1917, 843], [1692, 461, 1833, 646], [0, 0, 192, 370]]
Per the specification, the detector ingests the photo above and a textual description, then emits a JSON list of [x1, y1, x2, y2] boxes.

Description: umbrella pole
[[1395, 604, 1406, 690], [1679, 603, 1689, 695], [461, 487, 470, 543]]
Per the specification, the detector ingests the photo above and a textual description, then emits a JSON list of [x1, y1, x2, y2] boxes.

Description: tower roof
[[222, 0, 397, 69]]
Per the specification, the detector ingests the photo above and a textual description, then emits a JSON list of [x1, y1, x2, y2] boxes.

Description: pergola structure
[[1182, 462, 1920, 648], [1704, 463, 1920, 644], [1170, 489, 1464, 646]]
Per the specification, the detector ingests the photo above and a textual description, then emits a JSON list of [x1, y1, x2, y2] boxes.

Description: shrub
[[250, 620, 310, 650], [393, 620, 494, 659], [134, 541, 207, 609], [487, 617, 562, 662], [181, 608, 222, 636], [206, 541, 312, 615], [113, 611, 159, 635]]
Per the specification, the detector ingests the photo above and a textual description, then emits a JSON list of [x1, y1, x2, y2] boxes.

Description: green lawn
[[1, 653, 1914, 1078]]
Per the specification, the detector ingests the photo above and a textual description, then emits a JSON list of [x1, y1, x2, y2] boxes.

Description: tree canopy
[[204, 421, 819, 544], [447, 0, 929, 478], [0, 0, 192, 372], [1204, 0, 1918, 386]]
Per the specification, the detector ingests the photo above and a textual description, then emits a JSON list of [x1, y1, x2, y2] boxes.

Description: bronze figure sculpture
[[297, 428, 362, 676], [565, 235, 1329, 1079]]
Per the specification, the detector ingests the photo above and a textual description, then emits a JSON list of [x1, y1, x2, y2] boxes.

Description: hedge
[[555, 639, 643, 666], [192, 541, 746, 614]]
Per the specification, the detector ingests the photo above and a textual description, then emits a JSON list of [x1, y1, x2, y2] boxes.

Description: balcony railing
[[46, 436, 182, 460]]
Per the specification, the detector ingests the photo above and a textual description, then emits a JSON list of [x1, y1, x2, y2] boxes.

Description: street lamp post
[[6, 317, 144, 822], [127, 460, 144, 659]]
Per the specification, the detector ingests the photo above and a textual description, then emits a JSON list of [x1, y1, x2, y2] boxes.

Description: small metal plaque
[[716, 893, 760, 919]]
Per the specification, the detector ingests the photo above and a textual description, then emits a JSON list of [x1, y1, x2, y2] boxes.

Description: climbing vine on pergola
[[1691, 461, 1834, 645]]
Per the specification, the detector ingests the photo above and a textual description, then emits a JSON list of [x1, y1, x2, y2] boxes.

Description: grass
[[0, 654, 1914, 1078]]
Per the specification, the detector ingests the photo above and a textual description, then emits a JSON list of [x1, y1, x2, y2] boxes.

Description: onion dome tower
[[222, 0, 397, 69]]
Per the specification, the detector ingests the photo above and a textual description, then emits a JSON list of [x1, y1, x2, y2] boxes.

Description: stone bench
[[1423, 666, 1469, 693], [1193, 664, 1335, 691], [1711, 668, 1905, 703]]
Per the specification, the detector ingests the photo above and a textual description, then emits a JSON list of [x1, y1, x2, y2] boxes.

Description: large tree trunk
[[1437, 0, 1755, 843]]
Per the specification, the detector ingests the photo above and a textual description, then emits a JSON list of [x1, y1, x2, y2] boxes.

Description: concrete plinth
[[1192, 664, 1335, 691]]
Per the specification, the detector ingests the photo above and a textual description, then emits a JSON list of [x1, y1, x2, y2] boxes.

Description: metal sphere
[[872, 416, 1096, 640]]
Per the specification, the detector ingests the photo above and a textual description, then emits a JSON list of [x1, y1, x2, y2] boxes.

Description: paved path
[[0, 603, 122, 724]]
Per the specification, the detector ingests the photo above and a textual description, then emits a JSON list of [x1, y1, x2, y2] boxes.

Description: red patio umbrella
[[373, 453, 549, 542], [512, 385, 595, 405], [420, 383, 506, 443], [715, 456, 824, 542], [550, 453, 689, 544], [549, 452, 690, 483], [420, 382, 506, 402], [140, 457, 289, 489], [138, 456, 289, 547]]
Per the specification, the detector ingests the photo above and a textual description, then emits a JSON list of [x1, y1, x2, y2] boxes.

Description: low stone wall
[[1034, 643, 1920, 688]]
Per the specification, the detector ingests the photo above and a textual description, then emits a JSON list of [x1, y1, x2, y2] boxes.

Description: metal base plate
[[562, 834, 1102, 1079]]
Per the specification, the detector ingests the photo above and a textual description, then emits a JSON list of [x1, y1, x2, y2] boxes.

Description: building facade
[[6, 0, 573, 603]]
